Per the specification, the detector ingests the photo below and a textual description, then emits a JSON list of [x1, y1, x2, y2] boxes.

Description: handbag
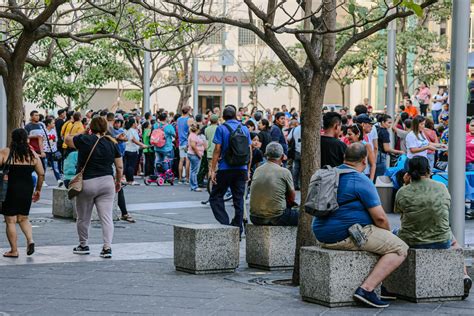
[[41, 125, 62, 161], [68, 136, 102, 200], [0, 152, 12, 203]]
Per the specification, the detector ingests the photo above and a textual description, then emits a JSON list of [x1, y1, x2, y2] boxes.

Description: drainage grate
[[30, 218, 54, 223]]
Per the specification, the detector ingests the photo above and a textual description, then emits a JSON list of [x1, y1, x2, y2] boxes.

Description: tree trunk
[[340, 84, 346, 107], [292, 72, 330, 285], [5, 62, 26, 144], [176, 84, 192, 113]]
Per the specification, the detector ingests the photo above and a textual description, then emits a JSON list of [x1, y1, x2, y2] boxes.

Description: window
[[238, 20, 263, 46], [439, 19, 447, 36], [204, 24, 224, 45]]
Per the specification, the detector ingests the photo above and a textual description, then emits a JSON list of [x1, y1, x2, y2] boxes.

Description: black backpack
[[223, 123, 250, 166]]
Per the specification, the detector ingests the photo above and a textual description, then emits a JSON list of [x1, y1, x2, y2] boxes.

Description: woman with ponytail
[[394, 156, 472, 298], [0, 128, 44, 258]]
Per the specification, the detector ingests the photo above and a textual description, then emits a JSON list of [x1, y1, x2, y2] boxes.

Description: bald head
[[344, 142, 367, 164]]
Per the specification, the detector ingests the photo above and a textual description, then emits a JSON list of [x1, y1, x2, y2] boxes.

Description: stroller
[[144, 159, 175, 186]]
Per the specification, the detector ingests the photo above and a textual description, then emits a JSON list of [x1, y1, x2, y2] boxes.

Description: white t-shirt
[[287, 126, 301, 153], [125, 128, 140, 153], [367, 125, 378, 150], [43, 128, 58, 153], [406, 131, 429, 159], [432, 93, 447, 111]]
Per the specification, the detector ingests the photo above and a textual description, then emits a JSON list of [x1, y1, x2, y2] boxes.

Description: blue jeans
[[155, 150, 173, 171], [432, 109, 442, 125], [45, 152, 61, 181], [188, 154, 201, 190], [250, 207, 299, 226], [209, 169, 247, 234], [375, 152, 387, 178]]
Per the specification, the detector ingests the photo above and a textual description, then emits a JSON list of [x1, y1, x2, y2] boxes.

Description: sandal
[[27, 242, 35, 256], [121, 215, 136, 223], [3, 251, 19, 258]]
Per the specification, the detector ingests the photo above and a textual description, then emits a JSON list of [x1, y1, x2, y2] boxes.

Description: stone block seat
[[384, 249, 464, 302], [174, 224, 240, 274], [300, 247, 380, 307], [52, 187, 74, 219], [245, 224, 297, 270]]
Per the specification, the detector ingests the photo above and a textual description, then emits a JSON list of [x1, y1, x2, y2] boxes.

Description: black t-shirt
[[73, 134, 121, 180], [320, 135, 347, 167], [258, 130, 272, 154], [377, 127, 390, 154]]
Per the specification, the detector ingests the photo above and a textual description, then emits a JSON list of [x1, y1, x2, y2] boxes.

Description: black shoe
[[100, 248, 112, 259], [463, 276, 472, 299], [353, 287, 389, 308], [380, 286, 397, 300], [73, 245, 90, 255]]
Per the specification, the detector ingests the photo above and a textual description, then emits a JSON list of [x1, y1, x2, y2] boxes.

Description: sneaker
[[380, 286, 397, 300], [73, 245, 90, 255], [57, 180, 64, 188], [353, 287, 389, 308], [463, 275, 472, 299], [43, 182, 49, 187], [191, 188, 203, 192], [100, 248, 112, 259]]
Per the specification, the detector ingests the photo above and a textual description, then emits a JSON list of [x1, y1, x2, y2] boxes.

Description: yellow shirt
[[61, 121, 85, 149]]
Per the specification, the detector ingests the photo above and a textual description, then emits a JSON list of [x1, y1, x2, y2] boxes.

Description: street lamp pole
[[448, 0, 470, 246], [0, 21, 6, 148], [193, 57, 199, 117], [386, 8, 397, 168], [221, 0, 227, 110], [143, 39, 151, 114]]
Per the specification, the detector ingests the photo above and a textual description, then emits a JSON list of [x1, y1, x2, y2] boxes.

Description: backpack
[[304, 166, 357, 217], [150, 124, 167, 148], [287, 128, 296, 160], [223, 123, 250, 166]]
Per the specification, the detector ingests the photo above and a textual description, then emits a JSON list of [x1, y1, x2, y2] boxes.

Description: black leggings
[[124, 151, 138, 182], [118, 188, 128, 217], [419, 103, 428, 116]]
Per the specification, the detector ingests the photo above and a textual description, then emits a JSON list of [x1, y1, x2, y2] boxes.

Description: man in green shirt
[[249, 142, 298, 226], [204, 114, 219, 175]]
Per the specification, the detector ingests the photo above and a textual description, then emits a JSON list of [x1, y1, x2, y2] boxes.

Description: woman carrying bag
[[0, 128, 44, 258], [65, 117, 123, 259]]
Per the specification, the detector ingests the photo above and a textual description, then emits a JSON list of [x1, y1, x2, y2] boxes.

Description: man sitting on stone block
[[312, 142, 408, 308], [394, 156, 472, 299], [249, 142, 298, 226]]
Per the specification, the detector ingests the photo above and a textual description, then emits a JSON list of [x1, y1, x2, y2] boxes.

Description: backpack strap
[[223, 123, 234, 134]]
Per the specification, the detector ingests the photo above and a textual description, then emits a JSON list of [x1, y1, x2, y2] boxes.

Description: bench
[[52, 187, 74, 219], [174, 224, 240, 274], [384, 249, 464, 302], [300, 247, 380, 307], [246, 224, 297, 270]]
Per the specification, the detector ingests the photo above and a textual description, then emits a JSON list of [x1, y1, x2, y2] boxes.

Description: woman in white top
[[405, 116, 443, 162], [431, 87, 448, 125], [123, 118, 147, 185]]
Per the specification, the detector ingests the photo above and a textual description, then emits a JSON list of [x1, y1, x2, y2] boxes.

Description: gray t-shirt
[[250, 162, 294, 218]]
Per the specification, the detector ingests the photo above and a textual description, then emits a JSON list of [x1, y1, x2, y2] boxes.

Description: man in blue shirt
[[312, 143, 408, 308], [209, 105, 252, 234], [153, 112, 176, 171], [270, 112, 288, 158], [177, 106, 191, 184]]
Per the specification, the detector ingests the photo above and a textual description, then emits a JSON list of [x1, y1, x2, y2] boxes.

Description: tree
[[24, 40, 130, 109], [130, 0, 438, 283]]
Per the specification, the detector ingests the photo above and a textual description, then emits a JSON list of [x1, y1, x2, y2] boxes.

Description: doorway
[[198, 94, 221, 114]]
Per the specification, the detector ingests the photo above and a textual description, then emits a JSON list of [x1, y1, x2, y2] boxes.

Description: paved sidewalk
[[0, 174, 473, 315]]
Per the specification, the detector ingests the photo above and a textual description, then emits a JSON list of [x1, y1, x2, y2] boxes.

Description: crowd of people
[[0, 82, 472, 307]]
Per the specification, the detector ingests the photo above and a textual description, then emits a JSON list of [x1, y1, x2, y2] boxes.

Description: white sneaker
[[43, 182, 49, 187], [57, 180, 64, 187]]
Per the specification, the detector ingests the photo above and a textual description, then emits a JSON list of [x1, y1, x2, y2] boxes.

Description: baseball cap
[[355, 114, 374, 124]]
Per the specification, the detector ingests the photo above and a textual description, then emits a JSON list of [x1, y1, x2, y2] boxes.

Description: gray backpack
[[304, 166, 357, 217]]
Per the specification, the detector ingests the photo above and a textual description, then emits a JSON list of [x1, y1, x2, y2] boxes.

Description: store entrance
[[198, 94, 221, 114]]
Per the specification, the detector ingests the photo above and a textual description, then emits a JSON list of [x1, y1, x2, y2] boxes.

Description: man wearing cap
[[249, 142, 298, 226]]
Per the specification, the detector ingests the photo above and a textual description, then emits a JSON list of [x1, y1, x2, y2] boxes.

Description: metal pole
[[448, 0, 470, 246], [193, 57, 199, 117], [143, 39, 151, 114], [367, 61, 373, 106], [0, 21, 6, 148], [238, 69, 242, 108], [386, 10, 396, 168]]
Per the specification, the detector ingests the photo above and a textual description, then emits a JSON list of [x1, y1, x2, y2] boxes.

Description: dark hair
[[323, 112, 342, 130], [406, 99, 413, 106], [245, 120, 256, 130], [44, 118, 53, 126], [347, 124, 364, 141], [57, 109, 66, 116], [402, 92, 411, 99], [223, 105, 237, 120], [425, 118, 435, 130], [38, 114, 44, 122], [124, 118, 136, 130], [30, 110, 38, 117], [90, 116, 108, 134], [66, 110, 74, 120], [106, 112, 115, 121], [181, 105, 191, 115], [173, 113, 181, 122], [400, 112, 409, 122], [274, 112, 285, 123], [158, 112, 168, 121], [412, 115, 426, 139], [195, 114, 203, 123], [10, 129, 36, 163], [408, 156, 430, 181], [404, 118, 412, 129], [73, 112, 81, 122], [341, 116, 348, 125], [142, 121, 150, 130], [145, 112, 151, 120], [260, 118, 270, 131], [344, 142, 367, 163], [254, 111, 263, 121], [354, 105, 368, 116], [99, 110, 108, 117], [379, 114, 392, 123], [399, 105, 406, 111]]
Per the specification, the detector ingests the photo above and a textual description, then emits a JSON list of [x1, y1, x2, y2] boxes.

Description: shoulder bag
[[68, 136, 102, 200], [41, 125, 62, 161], [0, 152, 13, 203]]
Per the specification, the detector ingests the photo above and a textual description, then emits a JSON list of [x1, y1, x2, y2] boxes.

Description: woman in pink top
[[466, 119, 474, 170], [187, 123, 207, 192], [416, 81, 432, 117], [424, 118, 438, 169]]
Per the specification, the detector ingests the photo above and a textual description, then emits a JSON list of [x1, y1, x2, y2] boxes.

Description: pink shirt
[[417, 87, 431, 104], [187, 133, 206, 156], [424, 128, 437, 154], [466, 133, 474, 164]]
